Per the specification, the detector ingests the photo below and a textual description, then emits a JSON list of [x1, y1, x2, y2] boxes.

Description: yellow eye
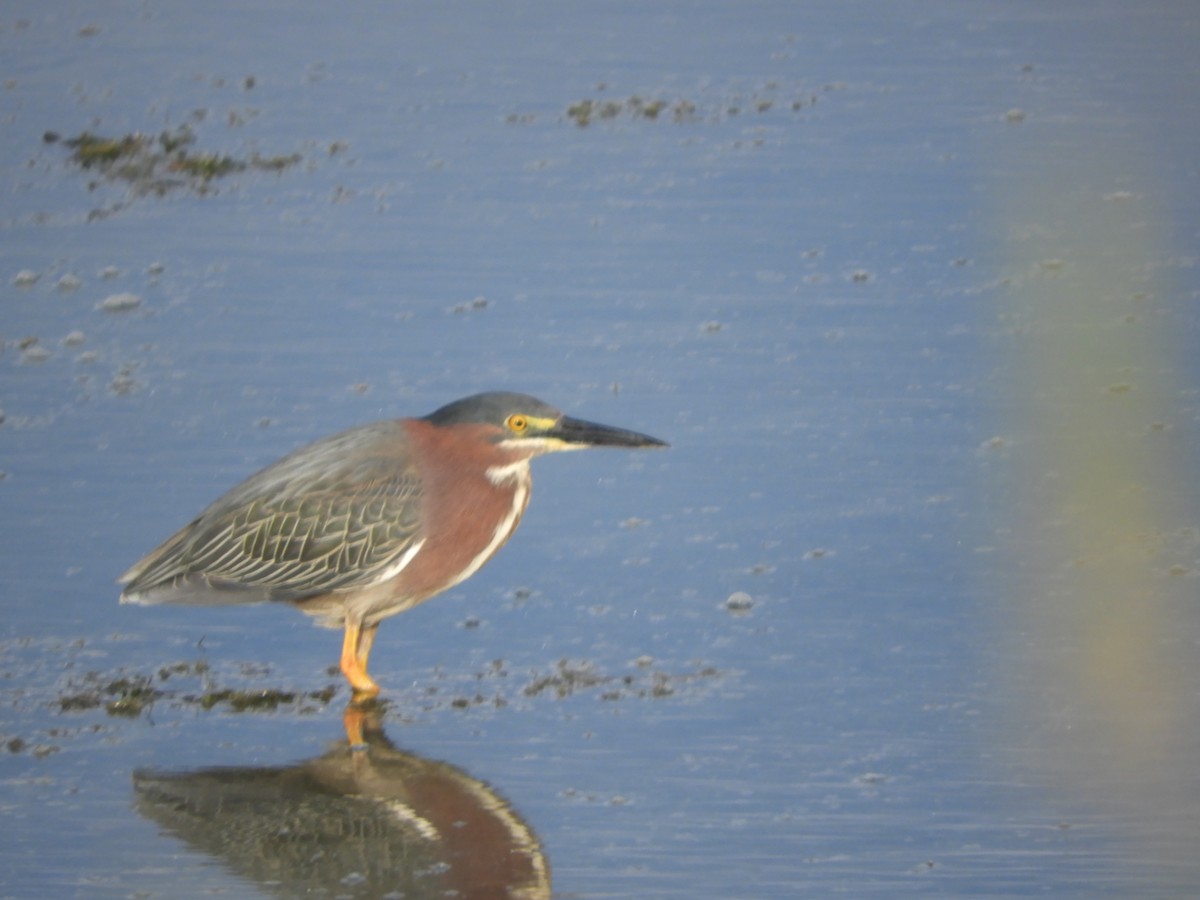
[[506, 414, 528, 433]]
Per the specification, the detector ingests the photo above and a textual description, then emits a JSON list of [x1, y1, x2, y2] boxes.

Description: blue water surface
[[2, 2, 1199, 897]]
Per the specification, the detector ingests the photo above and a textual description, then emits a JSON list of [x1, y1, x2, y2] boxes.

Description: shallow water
[[3, 2, 1200, 897]]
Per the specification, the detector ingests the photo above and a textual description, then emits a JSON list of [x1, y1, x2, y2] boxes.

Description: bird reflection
[[133, 706, 551, 899]]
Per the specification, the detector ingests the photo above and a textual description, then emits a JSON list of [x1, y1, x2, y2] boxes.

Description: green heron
[[119, 392, 667, 697]]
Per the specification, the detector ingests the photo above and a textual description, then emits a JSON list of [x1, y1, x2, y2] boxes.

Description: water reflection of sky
[[2, 2, 1199, 897]]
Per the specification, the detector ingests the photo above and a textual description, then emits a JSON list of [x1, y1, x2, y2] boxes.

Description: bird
[[119, 391, 668, 698]]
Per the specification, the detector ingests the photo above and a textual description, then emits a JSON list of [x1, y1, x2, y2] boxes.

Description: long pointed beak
[[551, 415, 669, 449]]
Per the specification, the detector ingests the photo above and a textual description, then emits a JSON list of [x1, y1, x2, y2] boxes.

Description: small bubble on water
[[97, 293, 141, 313], [20, 344, 52, 364], [724, 591, 754, 613]]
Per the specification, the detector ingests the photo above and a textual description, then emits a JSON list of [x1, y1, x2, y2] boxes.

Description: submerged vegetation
[[54, 659, 337, 720], [44, 655, 720, 723], [562, 83, 826, 127], [47, 125, 302, 197], [566, 96, 676, 126], [58, 673, 164, 717], [0, 645, 726, 759]]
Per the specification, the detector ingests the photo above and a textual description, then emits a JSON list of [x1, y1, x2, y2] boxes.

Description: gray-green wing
[[120, 421, 424, 605]]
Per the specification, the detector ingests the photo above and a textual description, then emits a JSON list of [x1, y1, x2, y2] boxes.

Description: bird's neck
[[486, 457, 532, 488]]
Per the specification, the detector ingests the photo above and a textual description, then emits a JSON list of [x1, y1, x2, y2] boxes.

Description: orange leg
[[357, 622, 379, 670], [343, 700, 385, 751], [340, 620, 381, 698], [343, 704, 368, 749]]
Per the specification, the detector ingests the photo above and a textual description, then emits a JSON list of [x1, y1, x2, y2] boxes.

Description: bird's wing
[[120, 421, 424, 605]]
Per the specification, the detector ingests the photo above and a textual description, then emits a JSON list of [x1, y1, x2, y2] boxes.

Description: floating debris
[[11, 270, 39, 287], [55, 273, 82, 292]]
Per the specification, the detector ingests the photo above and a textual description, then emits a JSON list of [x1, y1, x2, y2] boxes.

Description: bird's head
[[423, 391, 669, 461]]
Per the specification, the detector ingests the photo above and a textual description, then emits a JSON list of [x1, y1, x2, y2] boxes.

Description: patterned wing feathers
[[120, 422, 424, 605]]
